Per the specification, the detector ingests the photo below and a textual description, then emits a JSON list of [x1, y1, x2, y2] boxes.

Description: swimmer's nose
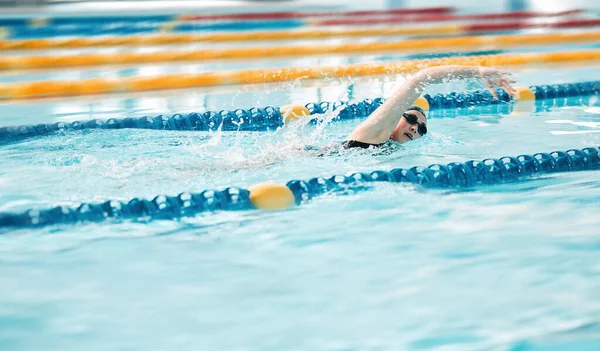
[[409, 124, 418, 135]]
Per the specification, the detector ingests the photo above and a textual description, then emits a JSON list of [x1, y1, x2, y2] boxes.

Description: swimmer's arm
[[346, 74, 424, 144], [346, 66, 515, 144]]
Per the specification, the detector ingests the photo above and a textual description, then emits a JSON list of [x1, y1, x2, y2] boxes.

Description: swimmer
[[342, 65, 517, 149]]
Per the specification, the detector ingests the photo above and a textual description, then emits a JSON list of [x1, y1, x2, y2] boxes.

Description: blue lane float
[[3, 20, 305, 39], [1, 146, 598, 229], [0, 105, 291, 145], [1, 80, 599, 146], [0, 15, 174, 27]]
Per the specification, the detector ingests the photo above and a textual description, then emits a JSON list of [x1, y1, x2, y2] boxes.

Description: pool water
[[1, 17, 600, 351]]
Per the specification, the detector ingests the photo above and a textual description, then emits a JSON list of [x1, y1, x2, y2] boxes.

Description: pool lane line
[[2, 31, 600, 72], [0, 48, 599, 101], [4, 18, 600, 51], [1, 80, 598, 145], [0, 8, 575, 34], [1, 146, 598, 229], [0, 7, 453, 28], [314, 9, 582, 26], [2, 20, 306, 40], [183, 8, 585, 22], [179, 7, 454, 22], [0, 9, 579, 40]]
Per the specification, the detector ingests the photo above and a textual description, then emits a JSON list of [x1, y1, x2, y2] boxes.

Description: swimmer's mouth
[[404, 133, 413, 141]]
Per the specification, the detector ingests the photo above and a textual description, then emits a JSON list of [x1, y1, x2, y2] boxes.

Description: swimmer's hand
[[416, 65, 517, 99], [477, 67, 517, 99]]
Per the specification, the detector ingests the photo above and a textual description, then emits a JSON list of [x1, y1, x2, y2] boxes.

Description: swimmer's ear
[[280, 104, 310, 125]]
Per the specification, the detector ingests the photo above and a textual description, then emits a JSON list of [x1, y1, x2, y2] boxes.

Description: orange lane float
[[1, 31, 600, 71], [1, 49, 599, 101]]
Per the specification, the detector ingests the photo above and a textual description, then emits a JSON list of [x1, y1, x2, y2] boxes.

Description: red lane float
[[465, 18, 600, 33], [180, 6, 454, 21], [316, 9, 583, 26]]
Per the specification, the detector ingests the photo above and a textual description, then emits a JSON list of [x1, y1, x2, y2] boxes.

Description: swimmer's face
[[391, 109, 428, 143]]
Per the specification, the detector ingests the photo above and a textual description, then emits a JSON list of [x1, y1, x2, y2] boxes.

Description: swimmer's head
[[390, 105, 427, 143]]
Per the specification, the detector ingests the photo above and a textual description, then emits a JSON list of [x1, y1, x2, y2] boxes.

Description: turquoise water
[[2, 32, 600, 351]]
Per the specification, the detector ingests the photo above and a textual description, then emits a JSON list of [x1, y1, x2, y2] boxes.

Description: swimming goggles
[[402, 113, 428, 136]]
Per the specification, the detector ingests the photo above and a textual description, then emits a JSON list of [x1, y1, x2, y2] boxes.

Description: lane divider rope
[[1, 49, 599, 101], [0, 9, 577, 40], [4, 18, 600, 51], [2, 81, 598, 145], [0, 7, 454, 28], [178, 7, 455, 21], [1, 146, 598, 228], [2, 19, 306, 40], [0, 15, 174, 28], [183, 9, 582, 22], [314, 9, 583, 26], [2, 31, 600, 71]]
